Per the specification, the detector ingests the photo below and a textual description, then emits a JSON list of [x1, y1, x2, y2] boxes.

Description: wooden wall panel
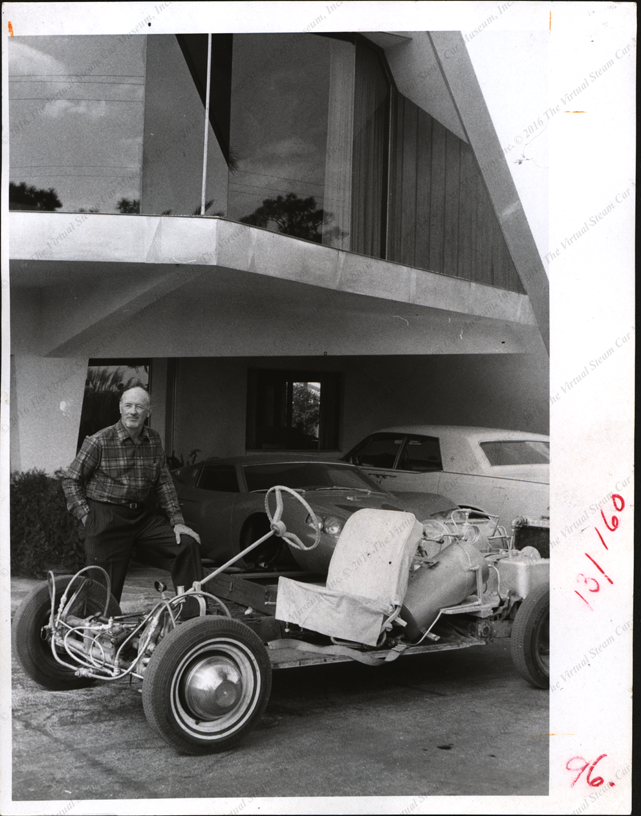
[[385, 91, 524, 293], [400, 100, 418, 266], [428, 119, 446, 273], [474, 170, 494, 284], [386, 95, 404, 262], [443, 130, 461, 276], [457, 142, 477, 281], [415, 109, 432, 268]]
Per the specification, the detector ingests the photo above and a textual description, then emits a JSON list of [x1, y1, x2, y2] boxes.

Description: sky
[[467, 28, 549, 265]]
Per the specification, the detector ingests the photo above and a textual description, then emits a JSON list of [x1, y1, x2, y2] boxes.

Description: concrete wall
[[10, 354, 87, 474], [10, 289, 87, 473], [171, 353, 548, 462], [10, 282, 547, 472], [10, 344, 547, 474]]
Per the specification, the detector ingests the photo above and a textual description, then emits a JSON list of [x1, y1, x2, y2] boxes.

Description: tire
[[12, 575, 122, 690], [142, 617, 272, 754], [238, 514, 283, 570], [510, 584, 550, 689]]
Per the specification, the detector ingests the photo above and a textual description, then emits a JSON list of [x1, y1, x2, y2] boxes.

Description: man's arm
[[61, 436, 101, 523], [155, 456, 201, 544]]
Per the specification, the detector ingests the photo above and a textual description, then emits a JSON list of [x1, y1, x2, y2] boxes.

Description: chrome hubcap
[[183, 656, 243, 720]]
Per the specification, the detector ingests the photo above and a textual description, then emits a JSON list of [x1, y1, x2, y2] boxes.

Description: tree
[[240, 192, 344, 244], [292, 382, 320, 439], [116, 198, 140, 214], [9, 181, 62, 211], [160, 200, 225, 217], [192, 200, 225, 216], [77, 366, 148, 448]]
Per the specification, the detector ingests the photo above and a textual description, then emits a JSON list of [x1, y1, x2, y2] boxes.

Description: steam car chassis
[[13, 486, 549, 755]]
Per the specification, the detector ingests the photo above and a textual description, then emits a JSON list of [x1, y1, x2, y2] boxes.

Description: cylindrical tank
[[400, 540, 489, 642]]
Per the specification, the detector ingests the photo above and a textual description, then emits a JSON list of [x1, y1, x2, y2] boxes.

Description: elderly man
[[62, 385, 203, 609]]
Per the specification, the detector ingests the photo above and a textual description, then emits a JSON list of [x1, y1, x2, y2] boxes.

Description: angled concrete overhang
[[374, 31, 468, 141], [10, 211, 541, 358]]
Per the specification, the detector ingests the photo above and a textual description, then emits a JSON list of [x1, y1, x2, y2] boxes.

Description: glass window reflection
[[229, 34, 353, 246], [9, 36, 145, 214]]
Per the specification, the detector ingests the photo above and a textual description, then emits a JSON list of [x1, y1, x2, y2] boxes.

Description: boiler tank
[[400, 539, 489, 642]]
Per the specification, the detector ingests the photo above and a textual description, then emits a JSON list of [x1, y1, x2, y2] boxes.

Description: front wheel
[[12, 575, 122, 690], [142, 617, 272, 754], [510, 584, 549, 688]]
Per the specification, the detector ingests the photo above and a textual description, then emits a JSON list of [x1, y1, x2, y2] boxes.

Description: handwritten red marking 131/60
[[566, 754, 614, 788], [575, 494, 624, 611]]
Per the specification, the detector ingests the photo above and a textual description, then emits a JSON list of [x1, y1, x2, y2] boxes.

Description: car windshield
[[480, 440, 550, 466], [243, 463, 381, 492]]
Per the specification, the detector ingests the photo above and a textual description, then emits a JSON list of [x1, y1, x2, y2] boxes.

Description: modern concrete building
[[9, 30, 549, 474]]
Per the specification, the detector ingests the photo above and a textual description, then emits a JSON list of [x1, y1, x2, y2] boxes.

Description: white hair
[[120, 385, 151, 406]]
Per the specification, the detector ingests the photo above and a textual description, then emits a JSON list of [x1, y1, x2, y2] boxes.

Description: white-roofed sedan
[[342, 425, 550, 546]]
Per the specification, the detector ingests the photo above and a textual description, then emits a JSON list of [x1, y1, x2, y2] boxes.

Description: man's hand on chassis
[[173, 523, 201, 544]]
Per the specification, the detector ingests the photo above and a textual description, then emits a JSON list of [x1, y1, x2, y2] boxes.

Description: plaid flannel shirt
[[62, 420, 184, 526]]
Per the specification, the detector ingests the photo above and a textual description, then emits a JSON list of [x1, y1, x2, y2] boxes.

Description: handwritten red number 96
[[566, 754, 608, 788]]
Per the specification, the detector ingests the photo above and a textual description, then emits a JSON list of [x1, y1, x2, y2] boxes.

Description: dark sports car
[[171, 455, 461, 573]]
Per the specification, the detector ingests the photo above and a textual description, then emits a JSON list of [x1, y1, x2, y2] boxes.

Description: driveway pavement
[[9, 564, 549, 805]]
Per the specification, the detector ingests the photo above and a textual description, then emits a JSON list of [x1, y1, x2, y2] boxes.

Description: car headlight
[[322, 515, 344, 537], [306, 514, 344, 538]]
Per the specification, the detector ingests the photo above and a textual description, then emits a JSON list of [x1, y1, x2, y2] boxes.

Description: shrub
[[10, 469, 84, 578]]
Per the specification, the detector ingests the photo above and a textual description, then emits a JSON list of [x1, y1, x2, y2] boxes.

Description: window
[[246, 369, 341, 451], [9, 36, 146, 215], [344, 432, 443, 472], [77, 360, 150, 449], [345, 432, 404, 469], [142, 34, 231, 216], [398, 435, 443, 472], [228, 34, 355, 246], [480, 440, 550, 466], [172, 465, 200, 486], [197, 465, 240, 492], [243, 462, 376, 493]]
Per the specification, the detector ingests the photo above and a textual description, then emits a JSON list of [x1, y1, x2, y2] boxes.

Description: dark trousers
[[83, 499, 204, 603]]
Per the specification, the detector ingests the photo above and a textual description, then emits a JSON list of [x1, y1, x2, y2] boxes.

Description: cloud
[[8, 39, 66, 76], [240, 136, 322, 182], [43, 99, 108, 120], [267, 136, 318, 161]]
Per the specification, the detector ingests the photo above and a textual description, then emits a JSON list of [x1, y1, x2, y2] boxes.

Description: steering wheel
[[264, 485, 321, 551]]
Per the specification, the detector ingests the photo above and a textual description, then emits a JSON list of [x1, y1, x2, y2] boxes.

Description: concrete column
[[10, 355, 88, 474]]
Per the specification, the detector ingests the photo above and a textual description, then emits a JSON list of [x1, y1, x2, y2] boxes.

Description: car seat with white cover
[[275, 509, 423, 646]]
